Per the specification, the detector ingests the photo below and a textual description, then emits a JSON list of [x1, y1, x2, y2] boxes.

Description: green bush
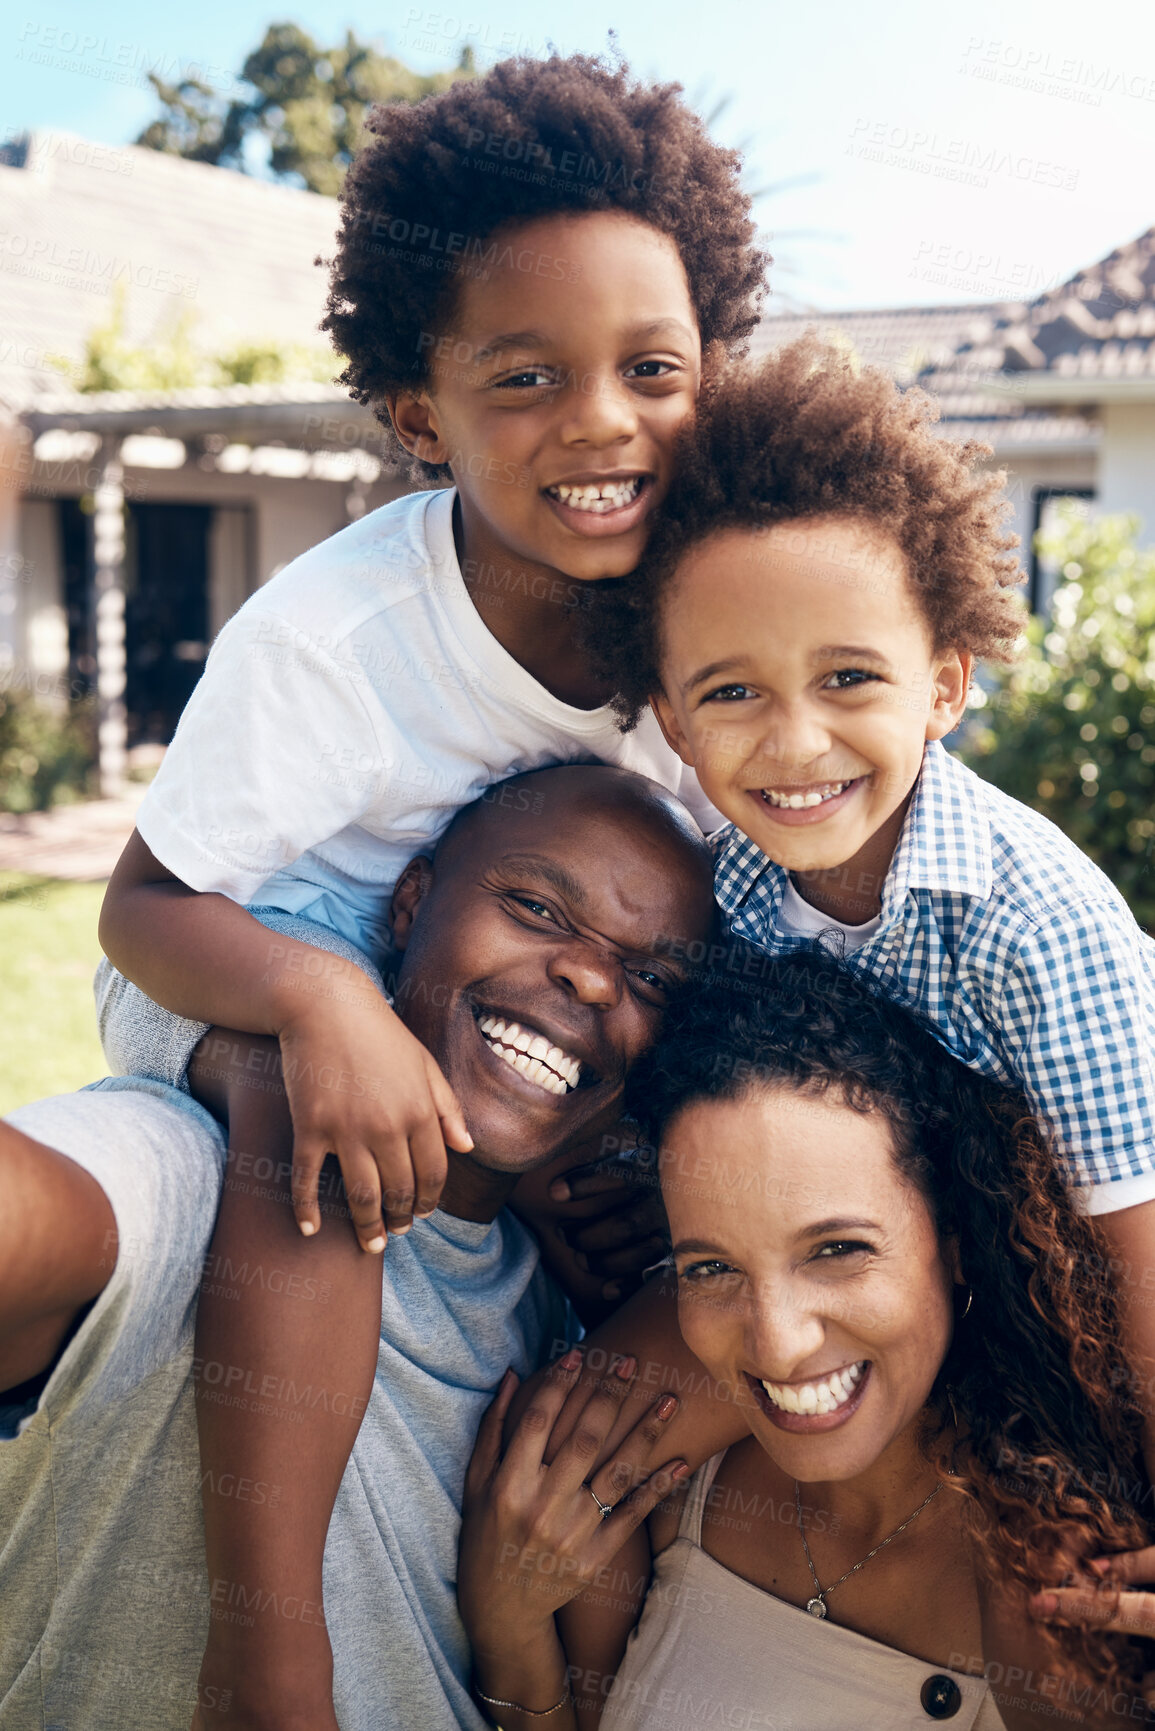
[[960, 504, 1155, 932], [0, 692, 96, 814]]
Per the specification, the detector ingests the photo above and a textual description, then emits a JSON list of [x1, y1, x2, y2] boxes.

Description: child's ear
[[390, 857, 434, 952], [386, 391, 450, 469], [651, 692, 695, 768], [925, 650, 973, 742]]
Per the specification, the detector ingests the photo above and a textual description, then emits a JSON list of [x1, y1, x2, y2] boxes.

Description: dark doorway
[[58, 496, 95, 699], [125, 502, 211, 746]]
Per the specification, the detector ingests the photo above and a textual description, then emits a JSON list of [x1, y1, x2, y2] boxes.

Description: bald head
[[435, 763, 711, 882]]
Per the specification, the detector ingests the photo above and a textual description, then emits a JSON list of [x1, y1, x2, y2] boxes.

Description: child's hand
[[548, 1154, 667, 1304], [277, 989, 472, 1250]]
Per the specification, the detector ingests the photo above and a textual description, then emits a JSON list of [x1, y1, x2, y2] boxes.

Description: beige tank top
[[599, 1452, 1005, 1730]]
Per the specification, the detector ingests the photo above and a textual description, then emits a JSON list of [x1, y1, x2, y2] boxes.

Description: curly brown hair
[[322, 53, 767, 472], [628, 944, 1150, 1703], [589, 337, 1025, 727]]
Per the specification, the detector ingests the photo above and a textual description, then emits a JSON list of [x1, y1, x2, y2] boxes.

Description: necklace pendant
[[805, 1596, 827, 1619]]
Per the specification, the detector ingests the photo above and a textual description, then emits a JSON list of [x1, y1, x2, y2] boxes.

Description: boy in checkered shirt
[[601, 335, 1155, 1446]]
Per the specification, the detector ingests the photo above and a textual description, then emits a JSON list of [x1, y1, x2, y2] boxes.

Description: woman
[[458, 947, 1151, 1730]]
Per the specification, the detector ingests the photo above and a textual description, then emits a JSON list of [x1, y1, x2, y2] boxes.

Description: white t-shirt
[[777, 878, 882, 953], [137, 487, 716, 957]]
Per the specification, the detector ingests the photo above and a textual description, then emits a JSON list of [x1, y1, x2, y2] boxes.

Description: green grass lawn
[[0, 874, 108, 1115]]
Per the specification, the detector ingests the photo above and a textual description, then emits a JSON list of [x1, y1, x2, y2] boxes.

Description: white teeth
[[549, 477, 642, 513], [760, 1361, 865, 1416], [477, 1015, 583, 1095], [761, 781, 852, 811]]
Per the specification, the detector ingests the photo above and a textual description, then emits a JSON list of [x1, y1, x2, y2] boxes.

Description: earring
[[959, 1287, 973, 1319]]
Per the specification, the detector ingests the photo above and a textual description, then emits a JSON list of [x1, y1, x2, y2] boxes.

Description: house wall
[[10, 495, 69, 699], [10, 463, 412, 695], [0, 420, 34, 688], [1096, 405, 1155, 540], [976, 449, 1098, 591]]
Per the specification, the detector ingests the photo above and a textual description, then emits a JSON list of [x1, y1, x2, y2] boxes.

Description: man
[[0, 765, 715, 1731]]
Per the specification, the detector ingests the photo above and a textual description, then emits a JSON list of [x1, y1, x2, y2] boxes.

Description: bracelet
[[474, 1679, 572, 1719]]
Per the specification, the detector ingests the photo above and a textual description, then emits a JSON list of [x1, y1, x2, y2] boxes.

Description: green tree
[[49, 286, 337, 392], [137, 23, 475, 195], [960, 503, 1155, 931]]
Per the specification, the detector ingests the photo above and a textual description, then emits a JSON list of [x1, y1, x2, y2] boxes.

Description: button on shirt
[[714, 741, 1155, 1210]]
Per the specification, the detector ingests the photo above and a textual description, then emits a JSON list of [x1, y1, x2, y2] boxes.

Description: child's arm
[[188, 1029, 382, 1731], [101, 831, 471, 1246], [989, 902, 1155, 1477]]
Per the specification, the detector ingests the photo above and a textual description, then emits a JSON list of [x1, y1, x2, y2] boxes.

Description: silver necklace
[[794, 1479, 942, 1619]]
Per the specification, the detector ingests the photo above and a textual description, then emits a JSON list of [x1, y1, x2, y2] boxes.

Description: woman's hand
[[458, 1347, 687, 1657]]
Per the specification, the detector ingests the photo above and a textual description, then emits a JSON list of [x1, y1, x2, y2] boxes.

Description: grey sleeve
[[94, 909, 389, 1094]]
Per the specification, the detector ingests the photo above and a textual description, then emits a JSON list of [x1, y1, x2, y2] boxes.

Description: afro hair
[[588, 337, 1026, 726], [322, 53, 767, 469]]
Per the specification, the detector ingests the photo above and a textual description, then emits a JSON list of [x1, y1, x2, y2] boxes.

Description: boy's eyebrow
[[624, 317, 698, 344], [681, 657, 745, 696], [472, 330, 550, 360], [472, 318, 697, 363], [811, 645, 893, 669]]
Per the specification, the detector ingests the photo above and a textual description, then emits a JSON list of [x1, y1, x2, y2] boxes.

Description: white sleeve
[[674, 761, 725, 836], [135, 602, 397, 902], [94, 915, 389, 1090]]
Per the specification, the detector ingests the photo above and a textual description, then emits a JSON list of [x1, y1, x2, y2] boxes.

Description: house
[[2, 126, 1153, 792], [754, 224, 1155, 608], [0, 129, 406, 792]]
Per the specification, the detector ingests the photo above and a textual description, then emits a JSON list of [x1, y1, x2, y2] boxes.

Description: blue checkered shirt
[[714, 740, 1155, 1207]]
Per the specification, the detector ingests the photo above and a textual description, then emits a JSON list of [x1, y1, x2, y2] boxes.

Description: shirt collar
[[883, 740, 992, 914], [715, 741, 993, 934]]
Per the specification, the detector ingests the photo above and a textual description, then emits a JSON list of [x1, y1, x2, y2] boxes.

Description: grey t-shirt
[[0, 1081, 572, 1730]]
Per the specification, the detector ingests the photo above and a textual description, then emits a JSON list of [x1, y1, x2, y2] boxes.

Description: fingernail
[[299, 1220, 317, 1237], [560, 1347, 583, 1370], [1031, 1592, 1058, 1616], [366, 1235, 386, 1254], [574, 1252, 589, 1272], [1088, 1557, 1111, 1576], [655, 1394, 678, 1420], [391, 1222, 412, 1235], [614, 1355, 637, 1380], [602, 1282, 622, 1302], [671, 1461, 689, 1480], [549, 1179, 571, 1201]]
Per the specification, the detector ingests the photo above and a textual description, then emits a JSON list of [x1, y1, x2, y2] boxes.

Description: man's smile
[[477, 1012, 584, 1096]]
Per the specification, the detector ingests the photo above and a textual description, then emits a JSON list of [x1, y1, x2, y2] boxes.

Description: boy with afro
[[601, 334, 1155, 1468], [93, 51, 764, 1728]]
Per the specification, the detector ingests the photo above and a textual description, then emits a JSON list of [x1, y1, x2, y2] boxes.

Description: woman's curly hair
[[627, 944, 1150, 1702], [323, 53, 767, 471], [590, 338, 1025, 727]]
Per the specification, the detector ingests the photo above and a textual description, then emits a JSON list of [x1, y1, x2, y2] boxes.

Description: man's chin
[[466, 1101, 616, 1176]]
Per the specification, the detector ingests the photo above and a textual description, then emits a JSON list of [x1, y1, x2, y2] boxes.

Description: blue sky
[[4, 0, 1153, 309]]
